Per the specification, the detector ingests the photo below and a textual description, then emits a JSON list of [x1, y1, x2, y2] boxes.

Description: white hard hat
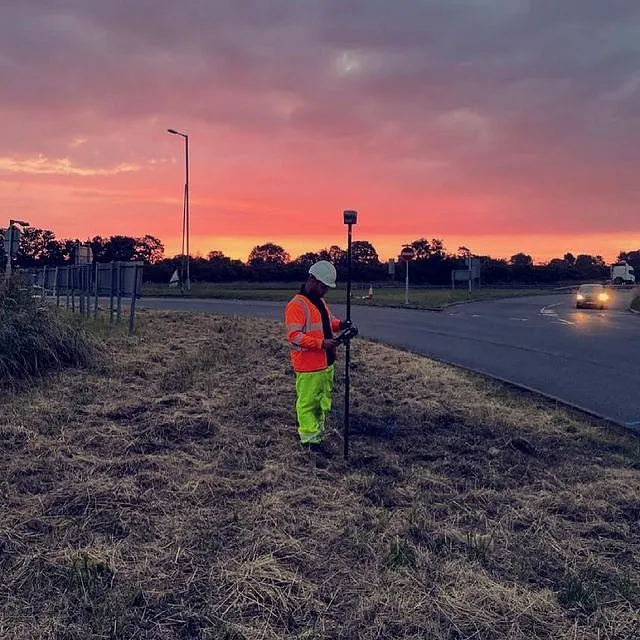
[[309, 260, 337, 288]]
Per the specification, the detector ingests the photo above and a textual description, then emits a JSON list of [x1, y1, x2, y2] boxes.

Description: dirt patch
[[0, 310, 638, 639]]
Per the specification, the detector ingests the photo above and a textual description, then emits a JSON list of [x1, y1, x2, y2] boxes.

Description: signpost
[[400, 245, 415, 305], [4, 219, 29, 279], [459, 246, 472, 294], [343, 209, 358, 460]]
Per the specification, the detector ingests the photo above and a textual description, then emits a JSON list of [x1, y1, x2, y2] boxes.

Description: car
[[576, 283, 609, 310]]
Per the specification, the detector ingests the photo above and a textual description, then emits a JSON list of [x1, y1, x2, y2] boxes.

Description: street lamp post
[[4, 219, 29, 279], [167, 128, 190, 292]]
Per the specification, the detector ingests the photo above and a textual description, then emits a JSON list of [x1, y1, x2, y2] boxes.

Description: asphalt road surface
[[139, 289, 640, 429]]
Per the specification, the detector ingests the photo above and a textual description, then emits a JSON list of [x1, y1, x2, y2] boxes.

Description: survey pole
[[343, 210, 358, 460]]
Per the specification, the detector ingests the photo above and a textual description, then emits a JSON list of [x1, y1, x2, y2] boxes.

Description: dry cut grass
[[1, 311, 639, 639]]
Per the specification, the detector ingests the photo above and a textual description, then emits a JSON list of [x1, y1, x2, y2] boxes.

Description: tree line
[[2, 227, 638, 286]]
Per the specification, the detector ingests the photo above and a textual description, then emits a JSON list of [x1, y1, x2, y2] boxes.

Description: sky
[[1, 0, 639, 264]]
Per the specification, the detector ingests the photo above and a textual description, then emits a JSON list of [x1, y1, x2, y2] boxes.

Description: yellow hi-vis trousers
[[295, 365, 335, 444]]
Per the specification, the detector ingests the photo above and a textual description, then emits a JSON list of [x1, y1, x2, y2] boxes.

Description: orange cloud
[[0, 154, 141, 176]]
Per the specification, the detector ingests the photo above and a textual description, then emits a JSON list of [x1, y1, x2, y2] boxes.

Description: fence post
[[129, 264, 139, 335], [71, 266, 76, 312], [41, 265, 47, 301], [80, 266, 85, 314], [116, 263, 123, 323], [109, 262, 115, 324], [93, 263, 99, 319], [85, 264, 91, 317], [55, 267, 60, 307]]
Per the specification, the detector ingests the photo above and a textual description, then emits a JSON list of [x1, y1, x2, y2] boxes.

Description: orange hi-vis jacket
[[285, 293, 342, 373]]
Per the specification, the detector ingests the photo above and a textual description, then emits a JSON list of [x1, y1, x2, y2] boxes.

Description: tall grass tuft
[[0, 275, 98, 385]]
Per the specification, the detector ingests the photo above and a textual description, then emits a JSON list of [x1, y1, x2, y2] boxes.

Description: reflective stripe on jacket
[[285, 294, 341, 372]]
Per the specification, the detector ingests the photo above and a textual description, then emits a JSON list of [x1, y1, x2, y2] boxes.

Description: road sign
[[452, 269, 471, 282], [400, 246, 415, 261], [3, 226, 20, 257], [388, 258, 395, 275], [75, 243, 93, 264]]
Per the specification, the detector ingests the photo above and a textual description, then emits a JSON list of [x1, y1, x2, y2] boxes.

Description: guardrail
[[20, 262, 143, 333]]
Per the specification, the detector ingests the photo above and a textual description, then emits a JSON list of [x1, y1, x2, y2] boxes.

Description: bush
[[0, 276, 98, 385]]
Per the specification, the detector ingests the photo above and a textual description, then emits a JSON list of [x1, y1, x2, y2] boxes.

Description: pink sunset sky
[[1, 0, 639, 263]]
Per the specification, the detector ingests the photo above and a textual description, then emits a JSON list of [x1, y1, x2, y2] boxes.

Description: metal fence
[[21, 262, 143, 333]]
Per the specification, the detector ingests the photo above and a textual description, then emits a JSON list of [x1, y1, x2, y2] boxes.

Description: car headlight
[[577, 294, 585, 301], [598, 293, 608, 301]]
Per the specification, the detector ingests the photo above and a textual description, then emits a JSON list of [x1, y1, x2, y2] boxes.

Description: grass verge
[[1, 311, 639, 639], [0, 276, 100, 386], [143, 282, 553, 309]]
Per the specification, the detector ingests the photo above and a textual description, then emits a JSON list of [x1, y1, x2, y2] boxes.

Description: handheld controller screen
[[335, 324, 359, 345]]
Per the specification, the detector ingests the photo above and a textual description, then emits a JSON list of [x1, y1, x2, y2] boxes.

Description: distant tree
[[87, 236, 108, 262], [351, 241, 380, 266], [104, 236, 138, 262], [508, 253, 535, 283], [293, 251, 320, 267], [14, 228, 56, 266], [575, 254, 596, 271], [134, 235, 164, 264], [207, 250, 228, 262], [480, 257, 510, 284], [248, 243, 290, 266], [85, 235, 164, 264], [410, 238, 431, 260], [408, 237, 447, 261], [542, 258, 570, 283], [62, 239, 79, 263], [327, 245, 347, 267], [430, 238, 446, 259], [509, 253, 533, 268], [563, 252, 576, 267], [574, 254, 608, 280]]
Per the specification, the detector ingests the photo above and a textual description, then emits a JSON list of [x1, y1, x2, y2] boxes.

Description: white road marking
[[540, 303, 563, 318]]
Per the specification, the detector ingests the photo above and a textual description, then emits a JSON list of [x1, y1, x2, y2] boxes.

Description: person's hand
[[323, 339, 339, 350], [339, 319, 351, 330]]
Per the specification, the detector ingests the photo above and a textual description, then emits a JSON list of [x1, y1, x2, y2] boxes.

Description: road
[[139, 289, 640, 428]]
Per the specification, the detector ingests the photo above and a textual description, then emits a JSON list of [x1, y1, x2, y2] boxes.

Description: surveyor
[[285, 260, 350, 448]]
